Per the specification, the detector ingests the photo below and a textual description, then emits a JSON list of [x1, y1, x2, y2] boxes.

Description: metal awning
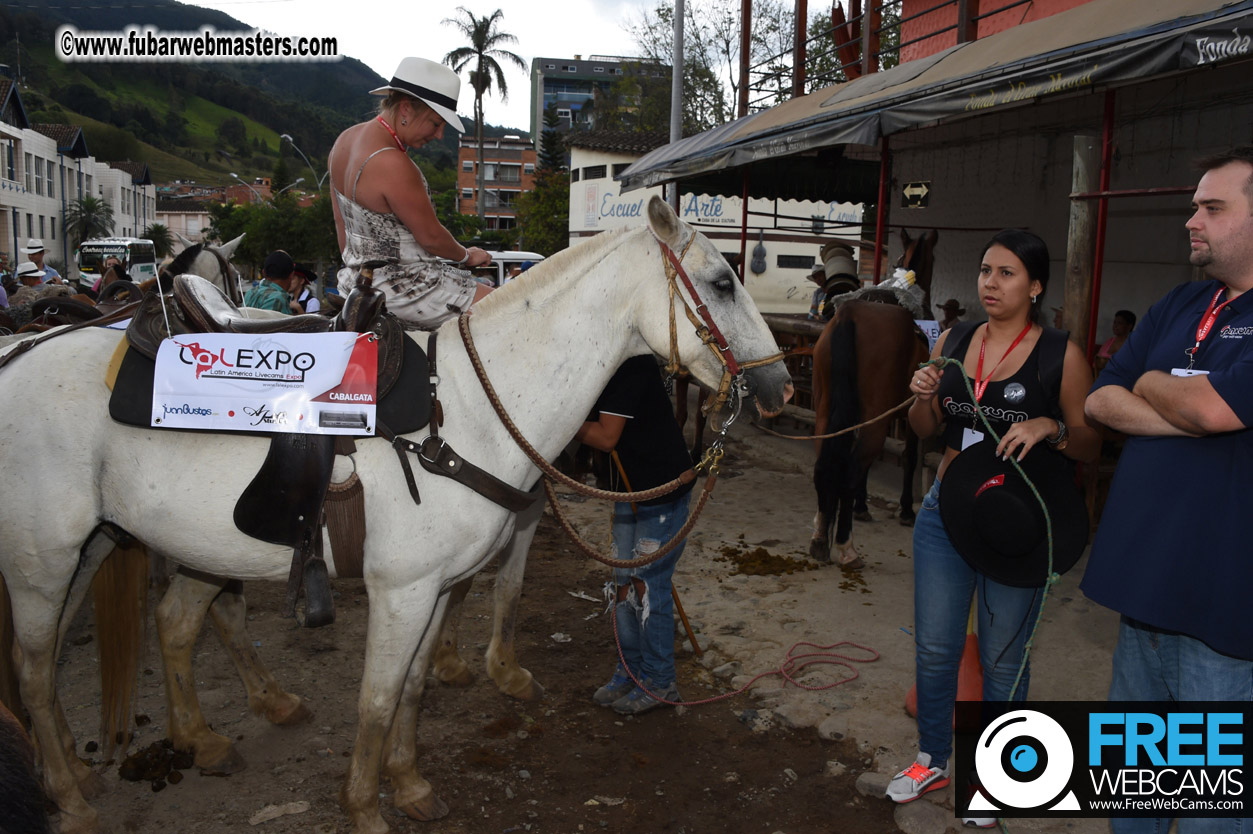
[[619, 0, 1253, 199]]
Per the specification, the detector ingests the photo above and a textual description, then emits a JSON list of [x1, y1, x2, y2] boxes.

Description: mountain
[[2, 1, 527, 183]]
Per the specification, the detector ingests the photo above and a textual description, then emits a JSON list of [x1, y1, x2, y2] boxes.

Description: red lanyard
[[1186, 287, 1233, 368], [974, 322, 1033, 402], [376, 115, 406, 152]]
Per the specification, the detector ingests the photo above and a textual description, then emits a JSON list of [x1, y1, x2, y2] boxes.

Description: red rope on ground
[[610, 604, 880, 708]]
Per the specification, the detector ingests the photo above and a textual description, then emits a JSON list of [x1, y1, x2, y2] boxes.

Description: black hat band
[[389, 77, 457, 111]]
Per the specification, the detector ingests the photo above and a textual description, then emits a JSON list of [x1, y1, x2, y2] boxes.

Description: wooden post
[[1064, 136, 1099, 348], [739, 0, 752, 117], [793, 0, 808, 98], [957, 0, 981, 43]]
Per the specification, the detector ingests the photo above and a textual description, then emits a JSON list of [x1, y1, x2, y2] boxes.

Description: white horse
[[164, 234, 247, 303], [0, 198, 791, 834]]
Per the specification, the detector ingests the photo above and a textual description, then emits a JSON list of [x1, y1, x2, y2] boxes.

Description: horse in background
[[809, 229, 938, 567]]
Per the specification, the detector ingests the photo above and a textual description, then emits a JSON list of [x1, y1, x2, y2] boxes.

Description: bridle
[[652, 230, 783, 431]]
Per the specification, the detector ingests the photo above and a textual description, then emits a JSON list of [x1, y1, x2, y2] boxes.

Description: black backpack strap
[[1037, 326, 1069, 419], [941, 320, 979, 360]]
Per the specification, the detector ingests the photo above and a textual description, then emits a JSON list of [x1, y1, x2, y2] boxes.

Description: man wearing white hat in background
[[22, 239, 62, 284]]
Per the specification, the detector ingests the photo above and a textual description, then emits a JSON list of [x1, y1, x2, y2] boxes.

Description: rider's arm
[[575, 413, 627, 453], [907, 329, 949, 439], [367, 153, 491, 268]]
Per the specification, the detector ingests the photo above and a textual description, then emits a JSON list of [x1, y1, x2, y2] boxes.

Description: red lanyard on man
[[974, 322, 1033, 402], [1185, 287, 1234, 370]]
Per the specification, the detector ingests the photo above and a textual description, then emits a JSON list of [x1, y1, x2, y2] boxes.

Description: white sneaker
[[885, 752, 951, 803], [961, 815, 998, 828]]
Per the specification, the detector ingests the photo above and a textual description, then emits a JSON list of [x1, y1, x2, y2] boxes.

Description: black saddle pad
[[109, 335, 429, 435]]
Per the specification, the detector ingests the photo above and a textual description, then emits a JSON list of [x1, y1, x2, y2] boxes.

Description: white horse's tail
[[0, 575, 21, 719], [91, 541, 149, 757]]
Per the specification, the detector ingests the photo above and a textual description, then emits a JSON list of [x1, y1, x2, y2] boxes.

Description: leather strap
[[378, 421, 540, 513], [0, 300, 141, 374]]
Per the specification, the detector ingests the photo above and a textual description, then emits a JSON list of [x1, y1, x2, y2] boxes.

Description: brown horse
[[808, 229, 938, 567]]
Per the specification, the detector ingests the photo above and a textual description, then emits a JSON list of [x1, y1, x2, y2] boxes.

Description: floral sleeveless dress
[[334, 147, 477, 330]]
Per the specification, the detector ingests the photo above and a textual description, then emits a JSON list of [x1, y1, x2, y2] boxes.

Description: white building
[[0, 78, 157, 280], [567, 131, 864, 315]]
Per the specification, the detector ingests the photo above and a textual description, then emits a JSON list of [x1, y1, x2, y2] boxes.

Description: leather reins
[[458, 231, 786, 569]]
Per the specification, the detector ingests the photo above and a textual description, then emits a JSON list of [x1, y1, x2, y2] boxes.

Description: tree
[[65, 196, 114, 245], [442, 7, 526, 220], [142, 223, 174, 258], [538, 103, 566, 173], [514, 170, 568, 257]]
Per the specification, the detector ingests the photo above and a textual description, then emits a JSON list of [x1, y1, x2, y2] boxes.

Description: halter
[[652, 230, 783, 434]]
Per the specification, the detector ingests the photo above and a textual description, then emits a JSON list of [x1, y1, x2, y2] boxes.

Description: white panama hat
[[21, 238, 46, 254], [16, 262, 46, 281], [370, 57, 465, 134]]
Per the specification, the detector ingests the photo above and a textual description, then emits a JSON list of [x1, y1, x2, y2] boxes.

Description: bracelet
[[454, 247, 471, 266], [1046, 418, 1068, 447]]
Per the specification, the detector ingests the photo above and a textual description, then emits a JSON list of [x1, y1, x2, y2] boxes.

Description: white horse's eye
[[713, 277, 734, 293]]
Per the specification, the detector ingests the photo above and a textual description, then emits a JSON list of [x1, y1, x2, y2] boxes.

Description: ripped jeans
[[609, 492, 691, 689]]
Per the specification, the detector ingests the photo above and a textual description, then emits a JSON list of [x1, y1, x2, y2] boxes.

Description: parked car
[[474, 250, 545, 288]]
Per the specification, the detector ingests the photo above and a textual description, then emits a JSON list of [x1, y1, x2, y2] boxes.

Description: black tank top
[[937, 326, 1054, 451]]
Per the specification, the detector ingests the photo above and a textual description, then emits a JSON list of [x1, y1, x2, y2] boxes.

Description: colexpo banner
[[152, 332, 379, 435]]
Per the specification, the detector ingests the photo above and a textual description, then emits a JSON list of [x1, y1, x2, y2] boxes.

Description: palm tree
[[442, 7, 526, 220], [142, 223, 174, 259], [65, 195, 115, 245]]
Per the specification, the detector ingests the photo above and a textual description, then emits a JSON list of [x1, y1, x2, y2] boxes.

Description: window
[[570, 169, 580, 183], [50, 218, 55, 240], [545, 63, 555, 69], [24, 153, 31, 190], [462, 188, 473, 199], [593, 67, 604, 73], [565, 65, 576, 72], [47, 160, 55, 198], [33, 157, 43, 196], [582, 165, 606, 180], [612, 163, 631, 178], [462, 160, 473, 171], [523, 163, 535, 175], [557, 108, 571, 120], [26, 213, 33, 237], [76, 170, 83, 197], [777, 254, 816, 269], [39, 216, 45, 237]]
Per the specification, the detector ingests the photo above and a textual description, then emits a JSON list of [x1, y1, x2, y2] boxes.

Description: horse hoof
[[853, 511, 874, 523], [436, 664, 475, 688], [397, 788, 450, 821], [265, 695, 313, 726], [57, 807, 102, 834], [197, 744, 247, 776], [78, 769, 109, 800], [809, 539, 832, 564], [505, 676, 545, 703], [898, 511, 916, 526]]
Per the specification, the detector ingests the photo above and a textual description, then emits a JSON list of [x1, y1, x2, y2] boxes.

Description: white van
[[474, 250, 545, 288], [76, 238, 158, 288]]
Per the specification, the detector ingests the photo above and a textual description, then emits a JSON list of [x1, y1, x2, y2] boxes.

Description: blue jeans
[[1108, 616, 1253, 834], [610, 492, 690, 689], [913, 479, 1044, 769]]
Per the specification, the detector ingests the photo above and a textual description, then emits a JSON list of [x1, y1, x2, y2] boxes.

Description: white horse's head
[[164, 235, 246, 303], [636, 196, 792, 417]]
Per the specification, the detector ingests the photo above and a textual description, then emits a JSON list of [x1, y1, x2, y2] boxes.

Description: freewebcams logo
[[970, 709, 1081, 812]]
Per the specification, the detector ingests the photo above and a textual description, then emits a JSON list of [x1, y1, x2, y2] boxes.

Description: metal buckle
[[418, 435, 447, 465]]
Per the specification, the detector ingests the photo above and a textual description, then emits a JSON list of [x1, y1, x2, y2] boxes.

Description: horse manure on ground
[[716, 543, 818, 576], [119, 738, 195, 790]]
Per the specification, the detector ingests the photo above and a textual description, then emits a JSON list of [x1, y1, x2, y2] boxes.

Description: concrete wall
[[882, 61, 1253, 342]]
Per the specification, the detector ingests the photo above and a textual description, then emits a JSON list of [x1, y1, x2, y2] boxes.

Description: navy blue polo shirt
[[1083, 279, 1253, 661]]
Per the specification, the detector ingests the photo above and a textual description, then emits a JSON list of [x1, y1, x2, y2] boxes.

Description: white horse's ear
[[646, 195, 682, 249], [217, 233, 246, 260], [173, 231, 194, 249]]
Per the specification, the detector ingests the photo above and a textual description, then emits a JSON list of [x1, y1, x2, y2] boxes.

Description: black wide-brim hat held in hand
[[939, 440, 1088, 588]]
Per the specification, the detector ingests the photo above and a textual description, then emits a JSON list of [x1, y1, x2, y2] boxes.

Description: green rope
[[920, 357, 1060, 834]]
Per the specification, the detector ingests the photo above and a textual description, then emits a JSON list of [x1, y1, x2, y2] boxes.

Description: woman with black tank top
[[885, 229, 1099, 822]]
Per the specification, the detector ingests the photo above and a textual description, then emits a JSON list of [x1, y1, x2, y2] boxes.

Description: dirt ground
[[52, 415, 1120, 834]]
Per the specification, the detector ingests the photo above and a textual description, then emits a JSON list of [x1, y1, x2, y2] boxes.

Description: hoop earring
[[1031, 294, 1038, 303]]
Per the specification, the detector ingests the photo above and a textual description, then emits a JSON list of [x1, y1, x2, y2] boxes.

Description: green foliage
[[206, 195, 339, 271], [216, 116, 247, 154], [271, 154, 293, 195], [538, 104, 566, 173], [65, 196, 115, 246], [514, 170, 569, 257], [80, 123, 144, 162], [142, 223, 174, 258]]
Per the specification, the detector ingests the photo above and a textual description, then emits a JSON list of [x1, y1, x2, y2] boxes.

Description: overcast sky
[[188, 0, 656, 132]]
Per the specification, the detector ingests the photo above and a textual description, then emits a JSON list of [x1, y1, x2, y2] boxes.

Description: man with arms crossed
[[1083, 147, 1253, 834]]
